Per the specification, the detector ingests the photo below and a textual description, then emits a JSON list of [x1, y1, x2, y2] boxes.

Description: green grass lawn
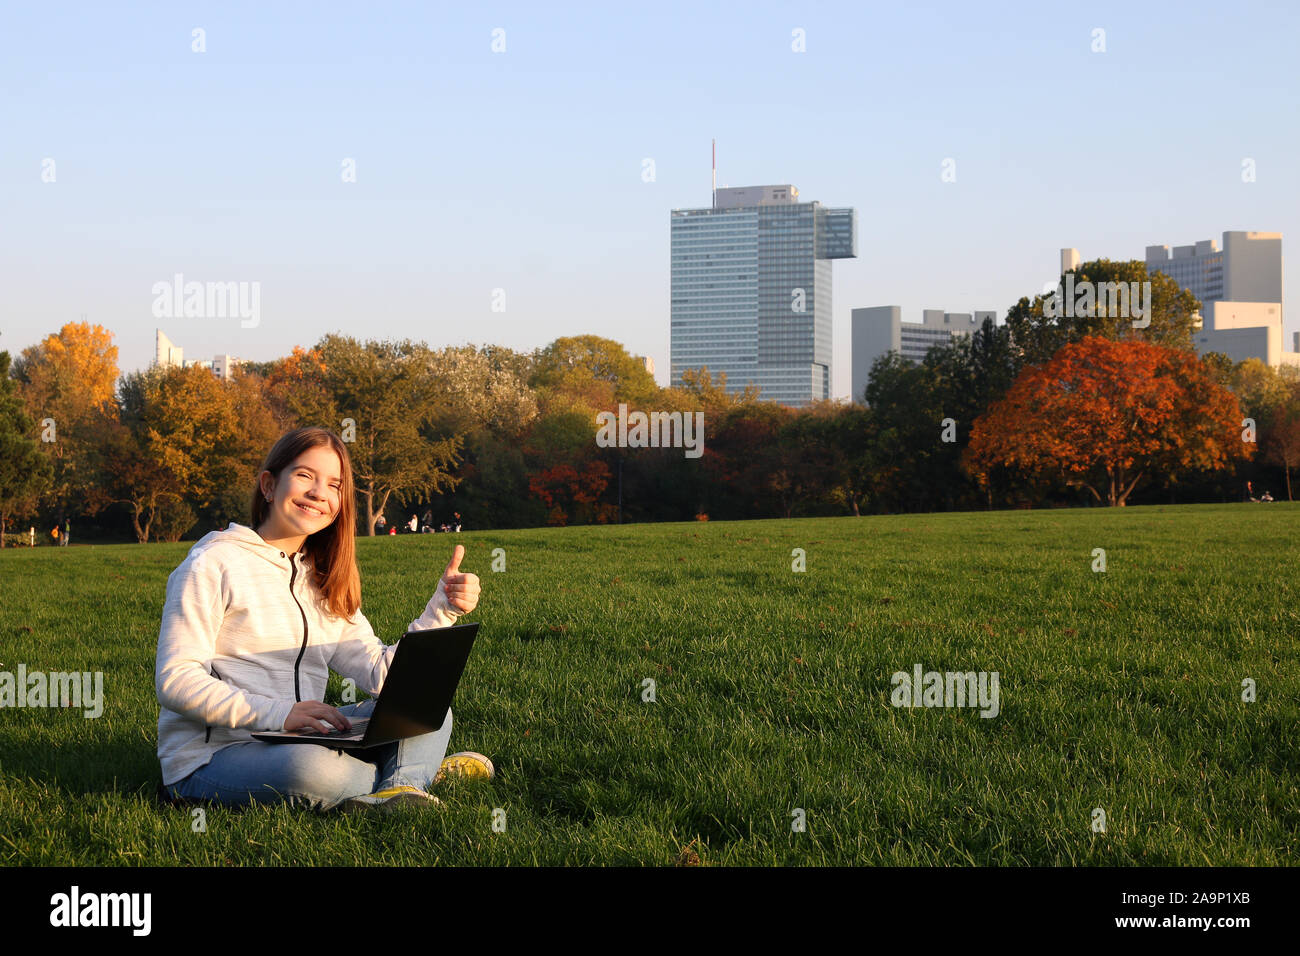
[[1, 504, 1297, 865]]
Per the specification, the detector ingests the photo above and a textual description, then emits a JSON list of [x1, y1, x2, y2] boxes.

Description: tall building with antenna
[[670, 147, 857, 407]]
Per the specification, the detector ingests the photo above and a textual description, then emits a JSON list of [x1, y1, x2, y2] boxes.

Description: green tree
[[530, 335, 659, 410], [205, 367, 286, 528], [301, 336, 464, 534], [0, 352, 54, 546], [1264, 383, 1300, 500], [105, 367, 185, 543], [969, 316, 1020, 409], [700, 402, 795, 518], [1006, 259, 1200, 368], [427, 344, 539, 439], [1229, 358, 1289, 424], [452, 430, 545, 529], [1199, 351, 1236, 387], [864, 345, 981, 512], [671, 366, 762, 413], [810, 402, 878, 517]]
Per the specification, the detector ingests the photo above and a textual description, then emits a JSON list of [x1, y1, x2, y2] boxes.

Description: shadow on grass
[[3, 733, 340, 816]]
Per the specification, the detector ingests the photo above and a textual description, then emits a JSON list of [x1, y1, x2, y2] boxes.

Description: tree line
[[3, 258, 1299, 545]]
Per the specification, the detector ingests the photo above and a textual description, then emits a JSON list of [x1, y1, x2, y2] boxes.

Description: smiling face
[[256, 445, 343, 552]]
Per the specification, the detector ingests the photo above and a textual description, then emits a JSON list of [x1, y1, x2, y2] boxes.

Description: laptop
[[252, 622, 479, 750]]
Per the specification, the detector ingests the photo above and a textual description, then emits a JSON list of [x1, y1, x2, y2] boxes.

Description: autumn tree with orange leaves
[[11, 322, 120, 516], [108, 364, 280, 541], [261, 344, 333, 430], [963, 336, 1251, 507]]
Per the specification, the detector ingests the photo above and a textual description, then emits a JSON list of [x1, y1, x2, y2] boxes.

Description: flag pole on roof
[[711, 139, 716, 209]]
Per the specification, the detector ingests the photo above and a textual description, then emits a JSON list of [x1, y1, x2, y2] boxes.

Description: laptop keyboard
[[300, 717, 368, 738]]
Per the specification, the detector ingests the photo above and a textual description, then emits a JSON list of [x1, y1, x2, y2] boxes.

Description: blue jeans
[[165, 699, 454, 811]]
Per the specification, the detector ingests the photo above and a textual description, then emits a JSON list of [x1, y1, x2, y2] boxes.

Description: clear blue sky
[[4, 0, 1297, 400]]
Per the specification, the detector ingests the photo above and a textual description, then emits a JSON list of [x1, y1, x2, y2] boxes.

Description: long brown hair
[[249, 427, 361, 620]]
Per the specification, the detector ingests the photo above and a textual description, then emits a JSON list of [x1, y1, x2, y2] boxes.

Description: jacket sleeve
[[155, 554, 295, 732], [328, 580, 462, 698], [406, 578, 464, 633], [327, 609, 398, 698]]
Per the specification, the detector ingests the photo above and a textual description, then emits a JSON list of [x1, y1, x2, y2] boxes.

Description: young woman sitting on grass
[[156, 426, 491, 811]]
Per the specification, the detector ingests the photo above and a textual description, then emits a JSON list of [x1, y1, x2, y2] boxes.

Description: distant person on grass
[[155, 426, 492, 812]]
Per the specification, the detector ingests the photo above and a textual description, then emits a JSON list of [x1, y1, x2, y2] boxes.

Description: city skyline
[[4, 1, 1298, 401]]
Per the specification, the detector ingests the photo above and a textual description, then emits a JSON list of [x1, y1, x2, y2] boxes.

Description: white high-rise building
[[1140, 231, 1282, 308], [212, 355, 239, 381], [156, 329, 184, 368], [850, 307, 997, 404], [1143, 237, 1226, 306], [1060, 232, 1297, 368], [670, 183, 858, 407], [1195, 301, 1299, 367], [154, 329, 243, 381]]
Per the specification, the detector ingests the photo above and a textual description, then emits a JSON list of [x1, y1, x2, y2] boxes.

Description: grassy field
[[1, 504, 1297, 866]]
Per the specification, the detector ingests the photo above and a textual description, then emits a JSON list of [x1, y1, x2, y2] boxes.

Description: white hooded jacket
[[155, 522, 462, 785]]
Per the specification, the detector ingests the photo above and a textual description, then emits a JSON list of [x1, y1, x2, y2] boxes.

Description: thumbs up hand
[[439, 544, 480, 615]]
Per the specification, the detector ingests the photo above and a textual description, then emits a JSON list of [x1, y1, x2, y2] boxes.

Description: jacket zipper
[[288, 554, 309, 702]]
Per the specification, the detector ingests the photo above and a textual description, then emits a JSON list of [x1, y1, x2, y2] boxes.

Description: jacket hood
[[197, 521, 302, 571]]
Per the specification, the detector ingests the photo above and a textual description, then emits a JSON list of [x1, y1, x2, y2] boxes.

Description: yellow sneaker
[[341, 785, 440, 812], [434, 751, 495, 785]]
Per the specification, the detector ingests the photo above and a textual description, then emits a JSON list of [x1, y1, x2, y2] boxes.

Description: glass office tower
[[670, 185, 857, 407]]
